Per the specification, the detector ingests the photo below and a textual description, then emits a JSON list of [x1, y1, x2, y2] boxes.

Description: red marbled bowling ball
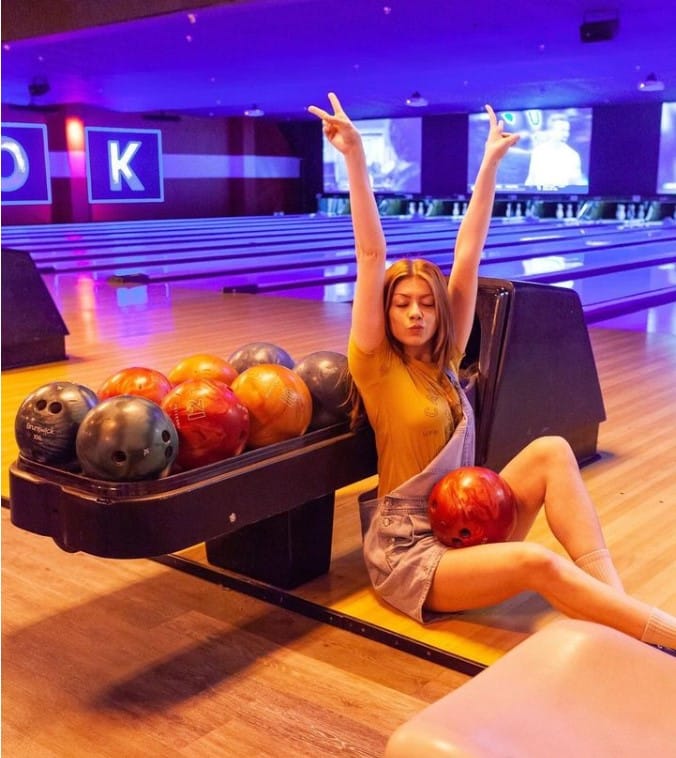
[[161, 378, 249, 469], [428, 466, 517, 548]]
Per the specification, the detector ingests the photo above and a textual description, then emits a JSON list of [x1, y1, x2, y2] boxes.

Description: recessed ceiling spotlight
[[406, 91, 428, 107], [638, 73, 665, 92]]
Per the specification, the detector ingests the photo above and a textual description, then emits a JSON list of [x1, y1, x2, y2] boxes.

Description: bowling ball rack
[[9, 422, 377, 586]]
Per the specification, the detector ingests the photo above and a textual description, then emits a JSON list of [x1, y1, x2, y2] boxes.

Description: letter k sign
[[108, 140, 144, 191], [86, 127, 164, 203]]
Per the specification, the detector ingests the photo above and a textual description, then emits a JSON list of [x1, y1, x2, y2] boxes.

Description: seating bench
[[385, 619, 676, 757]]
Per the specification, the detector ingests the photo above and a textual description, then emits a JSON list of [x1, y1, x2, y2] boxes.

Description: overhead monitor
[[656, 102, 676, 194], [467, 107, 593, 193], [322, 117, 422, 194]]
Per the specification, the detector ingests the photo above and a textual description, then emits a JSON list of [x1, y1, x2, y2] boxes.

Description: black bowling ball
[[293, 350, 352, 430], [15, 381, 99, 466], [76, 395, 178, 481]]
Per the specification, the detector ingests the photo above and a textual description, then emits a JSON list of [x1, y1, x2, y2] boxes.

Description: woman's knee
[[523, 435, 576, 468], [513, 542, 565, 590]]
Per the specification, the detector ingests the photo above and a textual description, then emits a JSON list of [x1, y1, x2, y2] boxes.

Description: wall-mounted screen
[[467, 107, 592, 193], [322, 117, 422, 193], [656, 102, 676, 194]]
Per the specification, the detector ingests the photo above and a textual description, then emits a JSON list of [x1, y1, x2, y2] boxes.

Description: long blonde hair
[[347, 258, 459, 429]]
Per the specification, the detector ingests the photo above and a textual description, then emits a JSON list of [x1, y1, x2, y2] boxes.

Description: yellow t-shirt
[[348, 337, 462, 497]]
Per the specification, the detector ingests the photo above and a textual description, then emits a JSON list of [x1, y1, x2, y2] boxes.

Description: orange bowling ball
[[231, 363, 312, 448], [168, 353, 238, 386], [98, 366, 172, 405], [428, 466, 517, 549]]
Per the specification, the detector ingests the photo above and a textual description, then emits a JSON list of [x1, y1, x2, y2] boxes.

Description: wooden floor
[[3, 270, 676, 756]]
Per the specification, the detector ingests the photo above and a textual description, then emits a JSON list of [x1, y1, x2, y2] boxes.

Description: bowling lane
[[7, 214, 676, 334], [478, 239, 676, 282], [23, 223, 674, 285], [3, 215, 648, 272], [170, 235, 673, 294], [3, 214, 461, 253]]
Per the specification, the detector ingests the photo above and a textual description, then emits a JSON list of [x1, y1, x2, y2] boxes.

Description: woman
[[307, 92, 676, 653]]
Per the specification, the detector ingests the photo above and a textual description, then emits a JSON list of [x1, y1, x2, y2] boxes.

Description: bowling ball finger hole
[[48, 402, 63, 414], [36, 400, 47, 411], [161, 430, 171, 442], [460, 528, 471, 539], [112, 451, 127, 463], [164, 447, 174, 459]]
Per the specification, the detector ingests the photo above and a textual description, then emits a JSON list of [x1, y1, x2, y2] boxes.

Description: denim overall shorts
[[358, 376, 476, 623]]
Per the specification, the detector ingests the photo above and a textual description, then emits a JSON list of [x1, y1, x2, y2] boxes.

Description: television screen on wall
[[322, 117, 422, 193], [656, 102, 676, 194], [467, 107, 593, 193]]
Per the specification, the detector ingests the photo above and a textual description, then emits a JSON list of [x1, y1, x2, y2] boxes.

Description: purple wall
[[1, 101, 667, 225], [1, 103, 303, 225]]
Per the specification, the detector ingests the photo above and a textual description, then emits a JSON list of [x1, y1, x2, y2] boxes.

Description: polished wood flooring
[[3, 226, 676, 755]]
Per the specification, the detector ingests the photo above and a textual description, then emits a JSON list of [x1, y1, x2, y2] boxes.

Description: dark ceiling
[[2, 0, 674, 121]]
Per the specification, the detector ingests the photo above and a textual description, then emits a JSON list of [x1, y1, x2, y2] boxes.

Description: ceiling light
[[405, 91, 428, 108], [244, 104, 264, 117], [638, 73, 664, 92]]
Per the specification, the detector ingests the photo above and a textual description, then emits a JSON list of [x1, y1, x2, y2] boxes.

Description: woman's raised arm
[[308, 93, 387, 352], [448, 105, 519, 355]]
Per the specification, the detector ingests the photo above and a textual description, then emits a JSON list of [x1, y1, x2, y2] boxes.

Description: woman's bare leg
[[499, 436, 624, 590], [425, 541, 676, 647]]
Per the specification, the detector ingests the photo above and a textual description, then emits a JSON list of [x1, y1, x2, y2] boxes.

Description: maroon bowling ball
[[76, 395, 178, 481], [15, 381, 99, 466], [227, 341, 294, 374], [293, 350, 352, 430], [161, 378, 249, 469], [427, 466, 517, 548]]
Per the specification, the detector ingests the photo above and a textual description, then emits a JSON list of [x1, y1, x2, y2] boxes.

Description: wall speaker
[[580, 19, 618, 43]]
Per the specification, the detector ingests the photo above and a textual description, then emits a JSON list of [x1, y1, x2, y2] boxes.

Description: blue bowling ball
[[76, 395, 178, 481], [293, 350, 352, 430], [15, 381, 99, 466]]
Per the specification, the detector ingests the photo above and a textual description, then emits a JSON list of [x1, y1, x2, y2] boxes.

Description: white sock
[[574, 548, 624, 592], [641, 607, 676, 650]]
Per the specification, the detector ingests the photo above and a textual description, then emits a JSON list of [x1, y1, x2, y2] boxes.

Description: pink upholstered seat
[[386, 619, 676, 757]]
